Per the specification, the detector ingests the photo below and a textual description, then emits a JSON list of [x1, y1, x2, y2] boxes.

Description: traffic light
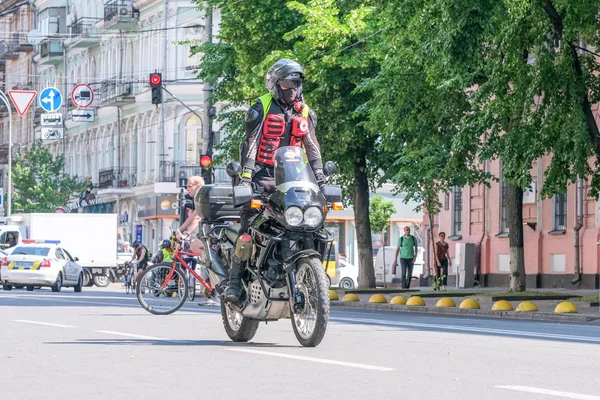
[[150, 72, 163, 105], [200, 154, 213, 184]]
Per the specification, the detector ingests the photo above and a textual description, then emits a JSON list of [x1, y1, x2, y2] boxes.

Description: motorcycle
[[195, 146, 342, 347]]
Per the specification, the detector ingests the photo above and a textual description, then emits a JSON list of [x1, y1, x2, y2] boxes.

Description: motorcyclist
[[224, 58, 324, 303]]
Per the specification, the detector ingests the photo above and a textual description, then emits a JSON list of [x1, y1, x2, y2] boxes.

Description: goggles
[[279, 78, 302, 90]]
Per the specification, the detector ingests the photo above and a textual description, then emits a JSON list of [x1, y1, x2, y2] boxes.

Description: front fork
[[284, 239, 313, 313]]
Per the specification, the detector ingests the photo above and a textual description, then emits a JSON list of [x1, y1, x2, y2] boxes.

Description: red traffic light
[[150, 73, 162, 86], [200, 155, 212, 168]]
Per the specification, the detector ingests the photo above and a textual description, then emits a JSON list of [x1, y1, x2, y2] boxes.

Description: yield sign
[[8, 90, 37, 117]]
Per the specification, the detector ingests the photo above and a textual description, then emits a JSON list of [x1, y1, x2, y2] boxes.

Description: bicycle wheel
[[187, 269, 196, 302], [136, 263, 188, 315]]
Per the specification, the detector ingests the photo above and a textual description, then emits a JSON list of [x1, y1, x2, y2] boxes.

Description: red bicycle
[[136, 234, 220, 315]]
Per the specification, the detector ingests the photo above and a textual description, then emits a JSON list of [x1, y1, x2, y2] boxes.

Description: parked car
[[1, 239, 84, 292], [333, 258, 358, 289]]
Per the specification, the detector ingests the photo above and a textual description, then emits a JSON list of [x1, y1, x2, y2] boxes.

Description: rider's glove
[[314, 169, 325, 188], [240, 168, 253, 186]]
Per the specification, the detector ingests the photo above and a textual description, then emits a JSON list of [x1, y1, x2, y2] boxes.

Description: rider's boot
[[224, 256, 244, 302]]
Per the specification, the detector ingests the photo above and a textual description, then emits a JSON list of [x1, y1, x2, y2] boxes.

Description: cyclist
[[132, 240, 149, 281], [152, 239, 175, 264]]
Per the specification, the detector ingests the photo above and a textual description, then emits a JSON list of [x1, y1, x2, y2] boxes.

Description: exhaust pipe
[[571, 177, 584, 285]]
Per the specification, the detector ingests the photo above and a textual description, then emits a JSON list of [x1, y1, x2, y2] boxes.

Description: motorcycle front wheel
[[291, 256, 331, 347], [221, 302, 259, 342]]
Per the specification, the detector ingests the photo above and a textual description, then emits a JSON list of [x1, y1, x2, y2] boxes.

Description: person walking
[[435, 232, 451, 291], [392, 226, 418, 289]]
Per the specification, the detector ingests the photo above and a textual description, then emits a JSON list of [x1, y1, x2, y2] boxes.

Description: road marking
[[495, 385, 600, 400], [95, 330, 165, 341], [14, 320, 76, 328], [2, 294, 221, 314], [226, 348, 395, 372], [330, 317, 600, 343]]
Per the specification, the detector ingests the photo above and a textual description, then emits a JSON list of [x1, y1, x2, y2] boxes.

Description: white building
[[31, 0, 220, 251]]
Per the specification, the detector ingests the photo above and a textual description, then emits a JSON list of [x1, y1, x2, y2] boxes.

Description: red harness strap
[[257, 114, 286, 166]]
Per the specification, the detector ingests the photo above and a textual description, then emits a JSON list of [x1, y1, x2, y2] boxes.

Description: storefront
[[136, 195, 180, 252], [67, 197, 115, 214]]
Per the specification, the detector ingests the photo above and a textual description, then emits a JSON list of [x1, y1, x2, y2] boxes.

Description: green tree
[[194, 0, 389, 288], [368, 0, 599, 292], [12, 140, 84, 213], [369, 196, 395, 236]]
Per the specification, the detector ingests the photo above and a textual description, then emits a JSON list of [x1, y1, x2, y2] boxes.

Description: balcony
[[104, 0, 140, 30], [38, 39, 64, 65], [0, 41, 18, 60], [98, 82, 135, 107], [67, 17, 101, 48], [12, 32, 33, 52], [98, 167, 137, 194]]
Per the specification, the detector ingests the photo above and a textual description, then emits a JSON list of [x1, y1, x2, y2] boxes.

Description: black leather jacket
[[241, 98, 323, 173]]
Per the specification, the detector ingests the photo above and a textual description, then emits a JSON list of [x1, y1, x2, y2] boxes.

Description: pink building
[[425, 155, 600, 289]]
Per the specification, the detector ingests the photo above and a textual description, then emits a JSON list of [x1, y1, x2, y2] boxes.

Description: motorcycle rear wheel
[[221, 302, 259, 342], [291, 256, 330, 347]]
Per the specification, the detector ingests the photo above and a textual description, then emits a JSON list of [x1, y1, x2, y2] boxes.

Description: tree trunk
[[507, 182, 526, 292], [354, 159, 375, 288]]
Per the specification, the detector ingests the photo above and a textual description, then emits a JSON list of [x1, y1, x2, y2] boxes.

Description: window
[[185, 115, 202, 163], [452, 186, 463, 236], [325, 221, 346, 256], [500, 179, 509, 233], [553, 193, 567, 231], [55, 248, 66, 260], [12, 247, 50, 256]]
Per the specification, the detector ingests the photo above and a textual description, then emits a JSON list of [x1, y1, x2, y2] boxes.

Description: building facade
[[0, 0, 37, 202], [428, 153, 600, 289], [26, 0, 221, 251]]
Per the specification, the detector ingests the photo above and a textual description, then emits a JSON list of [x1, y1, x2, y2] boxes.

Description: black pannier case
[[195, 184, 241, 220]]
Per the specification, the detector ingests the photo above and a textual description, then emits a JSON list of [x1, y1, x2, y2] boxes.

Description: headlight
[[285, 206, 303, 226], [304, 206, 323, 227]]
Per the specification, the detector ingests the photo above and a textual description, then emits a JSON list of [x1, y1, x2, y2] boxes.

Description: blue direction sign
[[39, 87, 63, 112]]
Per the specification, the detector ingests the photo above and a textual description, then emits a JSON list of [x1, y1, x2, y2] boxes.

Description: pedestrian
[[435, 232, 451, 291], [392, 226, 418, 289]]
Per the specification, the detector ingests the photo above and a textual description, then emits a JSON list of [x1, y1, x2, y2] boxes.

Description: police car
[[1, 240, 84, 292]]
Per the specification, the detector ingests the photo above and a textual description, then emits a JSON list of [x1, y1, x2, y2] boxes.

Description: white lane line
[[14, 320, 76, 328], [94, 330, 165, 341], [226, 348, 395, 372], [495, 385, 600, 400], [330, 317, 600, 343]]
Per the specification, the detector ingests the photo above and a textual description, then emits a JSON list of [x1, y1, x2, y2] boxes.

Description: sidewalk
[[331, 286, 600, 323]]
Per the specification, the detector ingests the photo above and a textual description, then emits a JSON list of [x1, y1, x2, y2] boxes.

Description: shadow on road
[[45, 339, 299, 348]]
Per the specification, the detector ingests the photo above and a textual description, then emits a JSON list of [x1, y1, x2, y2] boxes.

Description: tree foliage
[[369, 196, 396, 234], [12, 140, 85, 213], [195, 0, 391, 287]]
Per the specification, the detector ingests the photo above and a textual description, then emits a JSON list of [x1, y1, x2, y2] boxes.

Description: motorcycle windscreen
[[273, 146, 319, 193]]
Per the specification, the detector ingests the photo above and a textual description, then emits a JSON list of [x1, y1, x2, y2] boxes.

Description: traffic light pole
[[0, 90, 12, 216], [161, 86, 213, 183], [202, 6, 214, 184]]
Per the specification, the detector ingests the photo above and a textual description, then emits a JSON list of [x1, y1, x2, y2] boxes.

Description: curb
[[331, 301, 600, 323]]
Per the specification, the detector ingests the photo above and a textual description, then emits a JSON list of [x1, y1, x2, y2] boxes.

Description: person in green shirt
[[392, 226, 418, 289]]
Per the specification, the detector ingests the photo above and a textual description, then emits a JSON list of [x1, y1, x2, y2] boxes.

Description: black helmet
[[264, 59, 305, 101], [133, 240, 141, 248], [160, 239, 172, 249]]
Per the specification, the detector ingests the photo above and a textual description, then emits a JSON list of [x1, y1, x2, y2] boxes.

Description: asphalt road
[[1, 286, 600, 400]]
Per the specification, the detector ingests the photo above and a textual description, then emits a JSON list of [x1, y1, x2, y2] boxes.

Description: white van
[[374, 246, 424, 287]]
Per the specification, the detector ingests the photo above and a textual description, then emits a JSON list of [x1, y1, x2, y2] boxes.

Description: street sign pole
[[0, 90, 12, 216]]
